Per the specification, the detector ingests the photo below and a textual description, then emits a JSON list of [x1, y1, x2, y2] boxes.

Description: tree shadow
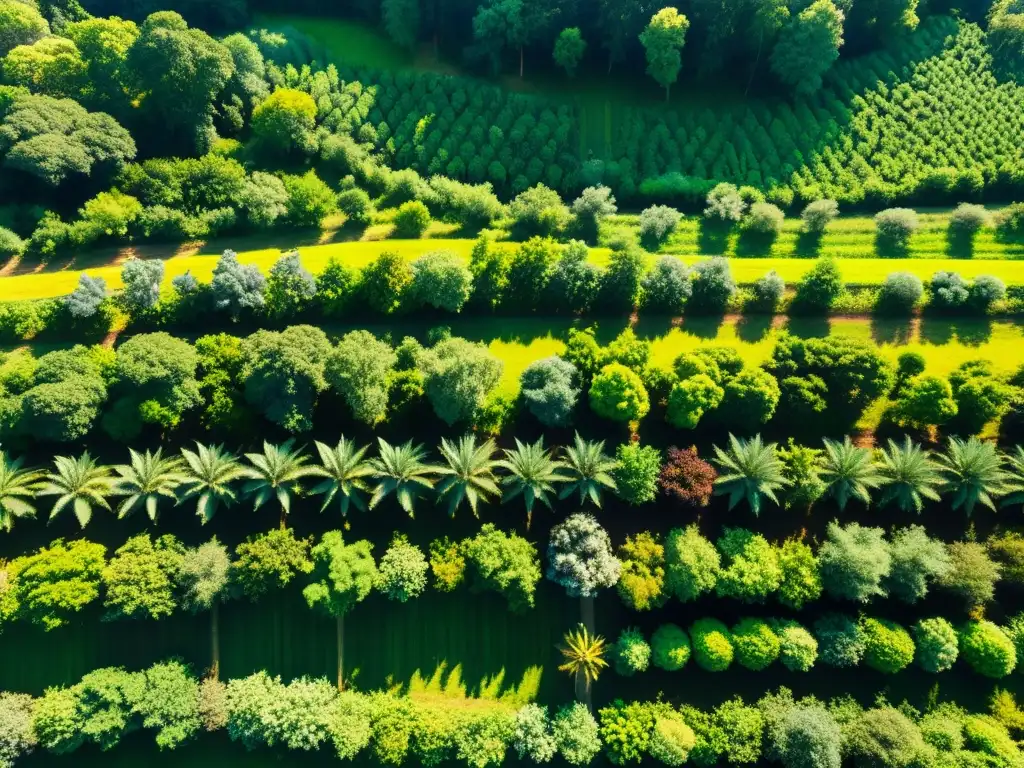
[[781, 316, 831, 339], [875, 234, 910, 259], [794, 231, 823, 259], [736, 314, 774, 343], [733, 230, 777, 258], [697, 220, 732, 255], [955, 318, 993, 347], [870, 316, 914, 345], [944, 231, 975, 259], [918, 316, 955, 346], [680, 315, 726, 340]]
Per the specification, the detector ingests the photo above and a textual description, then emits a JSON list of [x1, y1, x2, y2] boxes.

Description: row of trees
[[4, 661, 1024, 768], [600, 613, 1024, 679]]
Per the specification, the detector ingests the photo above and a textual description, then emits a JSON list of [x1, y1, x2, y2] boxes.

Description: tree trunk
[[211, 602, 220, 680], [745, 30, 764, 97], [519, 45, 524, 78], [337, 613, 345, 691], [579, 595, 595, 711]]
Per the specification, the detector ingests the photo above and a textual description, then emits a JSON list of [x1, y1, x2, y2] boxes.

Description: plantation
[[2, 0, 1024, 765]]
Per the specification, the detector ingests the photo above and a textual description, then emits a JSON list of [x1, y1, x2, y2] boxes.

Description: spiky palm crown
[[560, 433, 618, 508], [711, 433, 789, 516], [310, 437, 374, 516], [242, 440, 317, 515], [179, 443, 246, 523], [498, 437, 568, 527], [0, 451, 42, 532], [39, 452, 113, 529], [820, 437, 882, 511], [114, 448, 186, 521], [435, 434, 501, 518], [877, 436, 942, 514], [370, 438, 437, 517], [1001, 446, 1024, 511], [937, 436, 1009, 516], [558, 624, 608, 687]]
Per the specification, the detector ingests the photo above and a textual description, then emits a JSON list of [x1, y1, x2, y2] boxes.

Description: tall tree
[[435, 435, 501, 518], [310, 438, 374, 517], [558, 624, 608, 711], [745, 0, 789, 94], [0, 452, 42, 533], [382, 0, 420, 50], [369, 439, 437, 517], [177, 538, 231, 678], [178, 443, 245, 524], [303, 531, 377, 689], [38, 452, 113, 529], [471, 0, 560, 76], [639, 7, 689, 101], [242, 441, 317, 527], [112, 448, 185, 523], [770, 0, 844, 95], [498, 438, 568, 529], [597, 0, 655, 73]]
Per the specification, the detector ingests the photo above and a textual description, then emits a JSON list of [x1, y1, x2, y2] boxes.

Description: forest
[[0, 0, 1023, 766]]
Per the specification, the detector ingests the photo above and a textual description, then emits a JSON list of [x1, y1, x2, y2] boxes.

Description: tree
[[38, 452, 112, 528], [178, 443, 245, 524], [0, 93, 135, 187], [617, 532, 666, 611], [553, 27, 586, 77], [112, 448, 185, 522], [960, 620, 1016, 678], [912, 617, 959, 673], [232, 528, 312, 601], [770, 0, 844, 95], [513, 704, 557, 763], [877, 272, 923, 315], [520, 356, 579, 427], [462, 523, 541, 612], [552, 703, 601, 764], [614, 443, 661, 505], [409, 251, 473, 312], [435, 435, 501, 518], [613, 627, 651, 676], [369, 438, 437, 517], [548, 240, 601, 314], [598, 243, 646, 311], [884, 525, 950, 604], [875, 208, 920, 254], [571, 186, 616, 244], [325, 331, 395, 426], [559, 624, 608, 707], [508, 188, 571, 239], [667, 374, 723, 429], [651, 624, 691, 671], [690, 618, 734, 671], [241, 325, 331, 433], [642, 256, 691, 314], [498, 437, 567, 528], [659, 447, 717, 508], [772, 705, 841, 768], [664, 525, 720, 602], [177, 538, 231, 676], [877, 436, 942, 513], [241, 440, 317, 525], [211, 250, 265, 317], [590, 363, 650, 423], [8, 538, 106, 630], [419, 337, 503, 426], [126, 11, 234, 154], [0, 692, 36, 767], [640, 8, 689, 101], [895, 375, 958, 428], [722, 368, 780, 430], [814, 613, 864, 668], [251, 88, 317, 156], [793, 257, 842, 314], [275, 438, 357, 520], [940, 541, 1000, 610], [64, 16, 138, 113], [936, 436, 1009, 516], [66, 274, 107, 318], [800, 199, 839, 234], [560, 434, 618, 508], [861, 618, 915, 673], [777, 538, 822, 610], [265, 252, 315, 320], [819, 522, 890, 603], [715, 527, 782, 603], [376, 535, 427, 603], [689, 257, 737, 313], [283, 171, 336, 228], [845, 708, 930, 767], [102, 533, 184, 621], [732, 618, 781, 671], [820, 437, 881, 511], [360, 251, 412, 314], [712, 434, 788, 516], [121, 258, 164, 313], [546, 513, 621, 598], [0, 1, 48, 58], [0, 451, 40, 532], [382, 0, 420, 49], [392, 201, 431, 238]]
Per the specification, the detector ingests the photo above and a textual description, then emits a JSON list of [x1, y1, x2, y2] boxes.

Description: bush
[[638, 205, 681, 248], [651, 624, 691, 671], [520, 356, 579, 427], [969, 275, 1006, 312], [641, 256, 691, 314], [846, 708, 931, 768], [732, 618, 780, 671], [959, 620, 1017, 678], [875, 208, 919, 251], [614, 443, 661, 505], [941, 541, 1001, 610], [689, 257, 736, 313], [876, 272, 923, 314], [409, 251, 472, 312], [0, 226, 25, 259], [776, 621, 818, 671], [994, 202, 1024, 239], [749, 270, 785, 312], [548, 240, 600, 314], [376, 535, 427, 602], [666, 374, 723, 429], [552, 704, 601, 765], [777, 538, 822, 610], [948, 203, 989, 238], [614, 627, 652, 676], [616, 532, 666, 611], [360, 251, 412, 314], [793, 257, 842, 313], [392, 201, 431, 238], [658, 446, 717, 508], [571, 186, 616, 243], [590, 363, 650, 423], [337, 188, 374, 225], [664, 525, 720, 602], [884, 525, 950, 604], [819, 522, 891, 603], [648, 713, 696, 766], [704, 183, 746, 224], [913, 617, 959, 673], [690, 618, 734, 671], [929, 271, 970, 311], [509, 184, 570, 238], [742, 202, 784, 237], [772, 705, 841, 768], [814, 613, 864, 668], [715, 528, 782, 603], [800, 199, 839, 234], [861, 618, 915, 673]]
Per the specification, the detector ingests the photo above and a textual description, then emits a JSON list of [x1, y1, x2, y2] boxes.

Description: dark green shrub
[[651, 624, 691, 671]]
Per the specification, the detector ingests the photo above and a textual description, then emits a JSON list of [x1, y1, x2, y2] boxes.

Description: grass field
[[252, 13, 415, 70]]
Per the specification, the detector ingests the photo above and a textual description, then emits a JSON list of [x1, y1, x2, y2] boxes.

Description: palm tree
[[113, 448, 186, 522], [0, 452, 42, 532], [1000, 446, 1024, 512], [711, 434, 789, 516], [877, 436, 942, 514], [178, 443, 246, 524], [559, 434, 618, 508], [435, 435, 501, 518], [820, 437, 883, 511], [38, 452, 113, 528], [243, 440, 317, 526], [558, 624, 608, 710], [935, 436, 1009, 516], [498, 437, 568, 529], [310, 437, 374, 516], [369, 439, 438, 517]]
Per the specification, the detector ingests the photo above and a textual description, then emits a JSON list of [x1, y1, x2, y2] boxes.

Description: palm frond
[[38, 452, 112, 528], [497, 437, 568, 528], [711, 433, 789, 516], [435, 434, 500, 518], [310, 437, 374, 516], [936, 436, 1009, 516], [820, 437, 882, 511], [559, 433, 618, 509], [178, 443, 246, 523], [877, 436, 942, 514], [113, 448, 186, 522], [369, 438, 438, 517], [0, 451, 42, 532]]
